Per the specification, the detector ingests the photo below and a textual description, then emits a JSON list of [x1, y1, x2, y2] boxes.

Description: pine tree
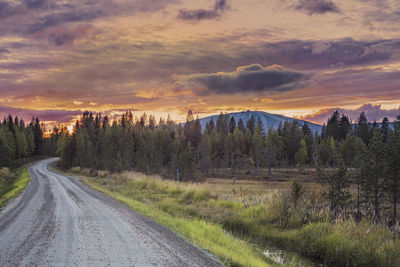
[[33, 117, 43, 155], [237, 119, 246, 133], [384, 116, 400, 224], [199, 134, 211, 174], [265, 130, 279, 175], [339, 114, 351, 140], [322, 152, 351, 213], [362, 128, 386, 220], [15, 128, 28, 159], [0, 127, 13, 167], [357, 111, 369, 145], [326, 110, 340, 140], [246, 115, 255, 134], [228, 117, 236, 134], [381, 117, 390, 142]]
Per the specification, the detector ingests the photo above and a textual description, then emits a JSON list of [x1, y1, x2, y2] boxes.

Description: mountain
[[198, 110, 323, 133]]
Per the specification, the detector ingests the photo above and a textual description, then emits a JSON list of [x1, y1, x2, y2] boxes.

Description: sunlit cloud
[[0, 0, 399, 127]]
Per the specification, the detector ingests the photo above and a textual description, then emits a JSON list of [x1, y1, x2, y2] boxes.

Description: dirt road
[[0, 158, 221, 267]]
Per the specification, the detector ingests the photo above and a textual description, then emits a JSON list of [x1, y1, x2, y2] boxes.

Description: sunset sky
[[1, 0, 400, 127]]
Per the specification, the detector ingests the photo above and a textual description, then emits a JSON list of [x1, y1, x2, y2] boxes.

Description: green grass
[[0, 167, 30, 209]]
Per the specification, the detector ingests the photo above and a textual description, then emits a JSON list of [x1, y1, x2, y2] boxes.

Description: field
[[65, 166, 400, 267]]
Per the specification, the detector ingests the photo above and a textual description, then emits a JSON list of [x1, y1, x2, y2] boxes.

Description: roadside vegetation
[[67, 168, 400, 266], [0, 167, 30, 209], [81, 173, 276, 267]]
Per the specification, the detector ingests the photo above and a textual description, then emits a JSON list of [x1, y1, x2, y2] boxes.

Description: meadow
[[65, 166, 400, 267]]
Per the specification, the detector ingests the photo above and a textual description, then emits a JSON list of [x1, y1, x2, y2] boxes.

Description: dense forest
[[52, 110, 400, 225], [2, 110, 400, 224], [0, 115, 51, 167]]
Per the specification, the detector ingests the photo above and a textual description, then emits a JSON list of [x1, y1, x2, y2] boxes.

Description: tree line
[[0, 115, 50, 167]]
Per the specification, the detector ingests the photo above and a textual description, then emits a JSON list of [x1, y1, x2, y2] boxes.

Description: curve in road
[[0, 158, 222, 267]]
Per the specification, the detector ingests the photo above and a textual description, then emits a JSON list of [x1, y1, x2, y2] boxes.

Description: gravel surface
[[0, 158, 222, 267]]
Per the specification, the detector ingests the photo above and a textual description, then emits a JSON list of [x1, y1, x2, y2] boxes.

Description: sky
[[1, 0, 400, 127]]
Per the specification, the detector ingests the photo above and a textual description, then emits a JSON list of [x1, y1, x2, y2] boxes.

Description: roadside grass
[[65, 167, 400, 267], [0, 167, 30, 210], [84, 178, 275, 267]]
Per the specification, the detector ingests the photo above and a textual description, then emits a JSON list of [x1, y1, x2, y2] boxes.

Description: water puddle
[[264, 248, 321, 266]]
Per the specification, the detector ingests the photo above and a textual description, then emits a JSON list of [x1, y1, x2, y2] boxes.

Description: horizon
[[3, 109, 398, 135], [1, 0, 400, 127]]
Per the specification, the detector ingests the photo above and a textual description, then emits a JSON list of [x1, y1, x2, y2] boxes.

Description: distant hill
[[198, 110, 323, 133], [372, 122, 395, 130]]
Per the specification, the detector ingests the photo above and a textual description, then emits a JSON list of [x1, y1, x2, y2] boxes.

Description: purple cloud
[[178, 0, 229, 21], [301, 104, 400, 124], [175, 64, 309, 95], [0, 105, 83, 125], [295, 0, 340, 15]]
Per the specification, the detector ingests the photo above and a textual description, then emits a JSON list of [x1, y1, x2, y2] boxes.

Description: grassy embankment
[[66, 167, 400, 267], [0, 166, 30, 210]]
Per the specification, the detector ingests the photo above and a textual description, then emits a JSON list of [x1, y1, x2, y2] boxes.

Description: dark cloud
[[0, 0, 56, 20], [22, 0, 55, 9], [0, 0, 176, 44], [50, 33, 76, 46], [175, 64, 309, 95], [214, 0, 228, 11], [43, 25, 98, 46], [295, 0, 339, 15], [178, 0, 229, 21], [27, 10, 103, 33], [0, 1, 18, 18], [301, 104, 400, 124], [257, 38, 400, 70]]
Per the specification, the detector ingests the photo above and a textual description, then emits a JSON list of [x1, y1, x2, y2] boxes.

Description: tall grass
[[70, 168, 400, 266]]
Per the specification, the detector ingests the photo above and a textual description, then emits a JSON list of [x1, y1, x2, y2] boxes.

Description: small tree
[[361, 128, 386, 220], [295, 139, 308, 167], [322, 152, 351, 214]]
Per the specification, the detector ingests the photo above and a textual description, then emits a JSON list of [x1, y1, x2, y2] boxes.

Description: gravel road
[[0, 158, 222, 267]]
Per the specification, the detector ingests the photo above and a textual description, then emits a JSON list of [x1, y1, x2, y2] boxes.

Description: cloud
[[0, 0, 176, 43], [259, 38, 400, 70], [26, 9, 103, 34], [40, 25, 99, 46], [175, 64, 309, 95], [295, 0, 340, 15], [0, 105, 83, 125], [178, 0, 229, 21], [0, 1, 18, 19], [300, 104, 400, 124], [0, 0, 57, 20], [22, 0, 55, 9]]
